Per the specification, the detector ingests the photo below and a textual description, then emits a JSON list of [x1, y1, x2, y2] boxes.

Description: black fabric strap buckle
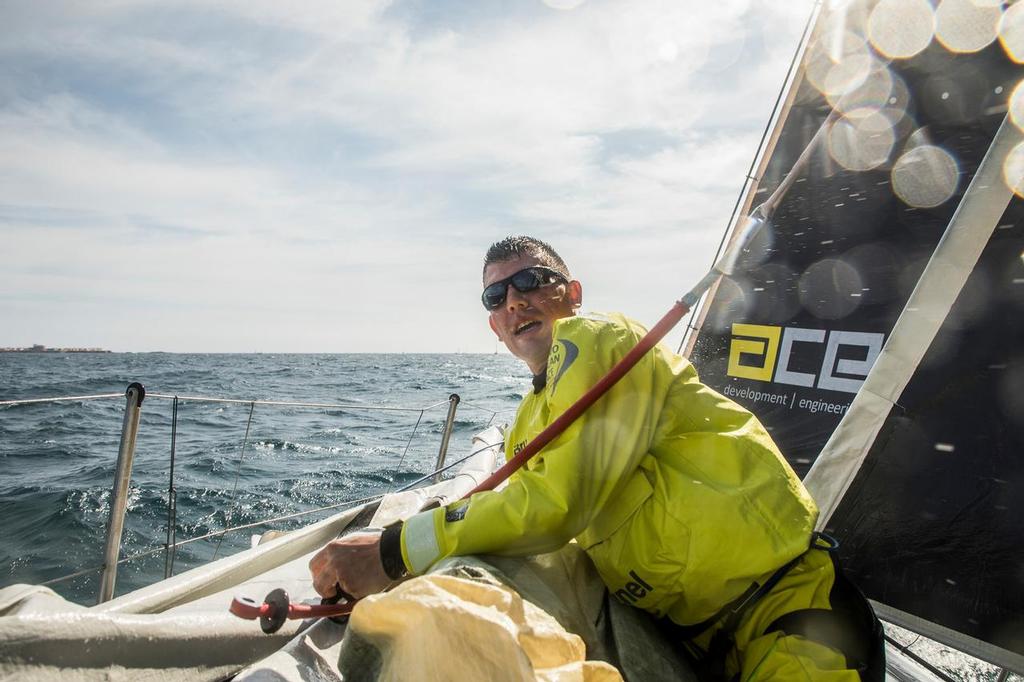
[[811, 531, 840, 553]]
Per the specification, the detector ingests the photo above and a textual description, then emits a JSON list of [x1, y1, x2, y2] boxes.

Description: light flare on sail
[[826, 58, 893, 112], [935, 0, 1001, 54], [704, 278, 749, 333], [1009, 80, 1024, 130], [688, 0, 1024, 667], [891, 143, 960, 208], [998, 1, 1024, 63], [828, 107, 897, 171], [868, 0, 936, 59], [805, 31, 873, 98], [1001, 140, 1024, 197], [798, 258, 865, 320]]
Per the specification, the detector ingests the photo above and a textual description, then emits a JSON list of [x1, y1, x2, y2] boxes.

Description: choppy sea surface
[[0, 352, 525, 605], [0, 352, 1014, 680]]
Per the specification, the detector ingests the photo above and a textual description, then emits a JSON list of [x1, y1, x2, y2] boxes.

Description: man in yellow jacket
[[310, 236, 882, 681]]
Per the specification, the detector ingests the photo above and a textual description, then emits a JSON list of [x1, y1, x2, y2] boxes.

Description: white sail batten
[[803, 113, 1023, 525]]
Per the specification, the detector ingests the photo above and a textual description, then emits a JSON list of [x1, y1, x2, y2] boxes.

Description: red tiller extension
[[462, 207, 774, 498], [230, 190, 805, 634], [462, 298, 691, 497], [230, 588, 355, 634]]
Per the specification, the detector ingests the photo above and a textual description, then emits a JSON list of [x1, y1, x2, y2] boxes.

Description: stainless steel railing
[[98, 382, 146, 602], [0, 385, 513, 603]]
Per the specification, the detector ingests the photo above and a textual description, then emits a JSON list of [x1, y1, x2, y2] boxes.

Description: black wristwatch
[[379, 521, 409, 580]]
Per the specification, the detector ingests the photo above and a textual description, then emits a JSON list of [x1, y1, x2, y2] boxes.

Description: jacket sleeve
[[398, 313, 673, 575]]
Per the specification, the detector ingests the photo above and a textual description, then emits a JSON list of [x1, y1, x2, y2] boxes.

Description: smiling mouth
[[514, 321, 541, 336]]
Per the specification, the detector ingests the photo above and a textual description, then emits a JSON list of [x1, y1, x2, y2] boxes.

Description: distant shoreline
[[0, 349, 506, 354], [0, 346, 111, 353]]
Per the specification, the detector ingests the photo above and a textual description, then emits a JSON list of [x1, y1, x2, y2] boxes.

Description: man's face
[[484, 254, 581, 375]]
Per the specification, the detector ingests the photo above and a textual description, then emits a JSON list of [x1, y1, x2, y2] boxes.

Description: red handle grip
[[230, 596, 354, 620], [230, 588, 355, 634]]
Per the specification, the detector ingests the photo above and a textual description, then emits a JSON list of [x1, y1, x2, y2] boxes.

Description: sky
[[0, 0, 814, 353]]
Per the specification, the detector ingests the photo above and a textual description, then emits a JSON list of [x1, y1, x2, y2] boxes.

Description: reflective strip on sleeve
[[403, 510, 443, 575]]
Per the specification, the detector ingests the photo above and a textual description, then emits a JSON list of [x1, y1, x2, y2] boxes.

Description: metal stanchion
[[164, 396, 178, 579], [98, 382, 146, 603], [432, 394, 460, 483]]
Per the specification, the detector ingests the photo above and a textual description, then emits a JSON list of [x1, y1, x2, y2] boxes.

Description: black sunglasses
[[481, 266, 567, 311]]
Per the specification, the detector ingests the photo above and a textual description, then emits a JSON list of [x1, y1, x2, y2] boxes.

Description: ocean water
[[0, 352, 526, 605], [0, 353, 1017, 680]]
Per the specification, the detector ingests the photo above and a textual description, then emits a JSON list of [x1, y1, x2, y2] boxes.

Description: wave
[[1, 352, 525, 602]]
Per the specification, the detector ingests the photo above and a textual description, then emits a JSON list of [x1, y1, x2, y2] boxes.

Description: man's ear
[[488, 315, 502, 338], [568, 280, 583, 308]]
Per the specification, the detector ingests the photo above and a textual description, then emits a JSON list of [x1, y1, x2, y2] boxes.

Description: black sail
[[687, 0, 1024, 669]]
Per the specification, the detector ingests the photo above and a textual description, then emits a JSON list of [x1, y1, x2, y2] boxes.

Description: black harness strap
[[666, 533, 831, 643], [707, 553, 803, 646], [657, 541, 810, 679], [657, 532, 885, 681], [764, 544, 886, 681]]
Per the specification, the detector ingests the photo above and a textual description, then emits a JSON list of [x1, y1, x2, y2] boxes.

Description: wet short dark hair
[[483, 236, 570, 280]]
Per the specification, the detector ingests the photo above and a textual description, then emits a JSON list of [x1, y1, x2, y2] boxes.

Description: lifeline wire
[[145, 393, 446, 413], [39, 436, 504, 589], [212, 401, 256, 561], [0, 393, 123, 406], [23, 391, 499, 590], [396, 440, 505, 493], [456, 399, 515, 428], [383, 408, 427, 496]]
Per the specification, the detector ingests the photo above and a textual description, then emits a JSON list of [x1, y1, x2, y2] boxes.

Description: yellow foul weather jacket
[[397, 312, 819, 629]]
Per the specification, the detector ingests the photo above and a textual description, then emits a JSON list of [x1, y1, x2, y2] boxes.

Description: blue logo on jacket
[[548, 338, 579, 394]]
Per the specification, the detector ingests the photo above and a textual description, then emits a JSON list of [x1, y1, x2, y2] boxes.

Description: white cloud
[[0, 0, 816, 352]]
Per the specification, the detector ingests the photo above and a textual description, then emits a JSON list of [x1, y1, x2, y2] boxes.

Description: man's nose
[[505, 286, 528, 310]]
